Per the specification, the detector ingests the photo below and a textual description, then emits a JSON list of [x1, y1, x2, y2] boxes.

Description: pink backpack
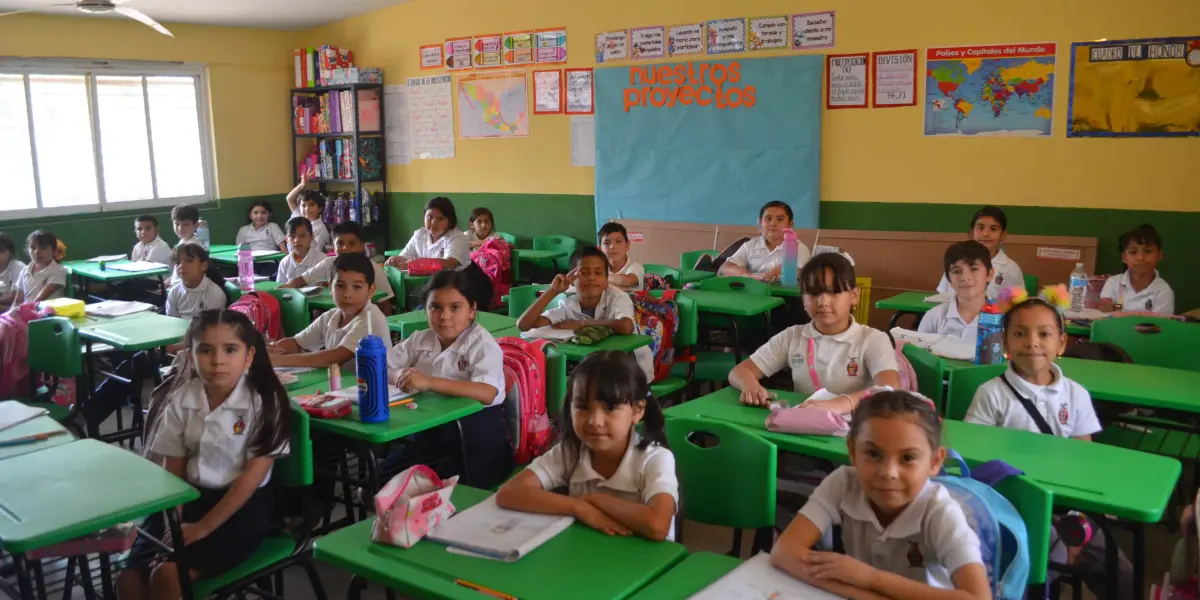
[[471, 238, 512, 310], [0, 304, 54, 399], [499, 337, 552, 465], [892, 340, 920, 394], [229, 291, 282, 342]]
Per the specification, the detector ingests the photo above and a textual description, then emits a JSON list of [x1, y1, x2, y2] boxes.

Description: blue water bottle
[[356, 334, 390, 423], [975, 302, 1005, 365]]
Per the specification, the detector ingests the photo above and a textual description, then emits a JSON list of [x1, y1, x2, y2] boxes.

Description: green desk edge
[[627, 552, 740, 600], [291, 375, 482, 444], [874, 290, 937, 313], [79, 313, 189, 351], [387, 311, 518, 338], [0, 417, 74, 462], [65, 260, 169, 282], [678, 290, 784, 317], [554, 334, 653, 360]]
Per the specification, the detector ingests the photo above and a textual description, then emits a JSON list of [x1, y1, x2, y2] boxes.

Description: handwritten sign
[[533, 69, 563, 114], [826, 53, 868, 109], [472, 34, 503, 68], [748, 16, 788, 51], [419, 45, 443, 70], [565, 68, 594, 114], [872, 49, 917, 107], [706, 18, 746, 55], [631, 25, 666, 60], [668, 23, 704, 57], [444, 37, 472, 70], [595, 30, 629, 63], [792, 11, 835, 50]]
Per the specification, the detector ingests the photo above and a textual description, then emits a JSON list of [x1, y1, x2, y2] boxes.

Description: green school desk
[[0, 417, 73, 462], [768, 282, 804, 297], [209, 249, 285, 264], [513, 248, 568, 263], [64, 260, 170, 301], [627, 552, 741, 600], [553, 334, 653, 361], [678, 290, 784, 317], [78, 312, 189, 352], [313, 485, 687, 600], [491, 326, 520, 338], [874, 290, 936, 329], [208, 244, 237, 254], [675, 268, 716, 286], [387, 310, 517, 338]]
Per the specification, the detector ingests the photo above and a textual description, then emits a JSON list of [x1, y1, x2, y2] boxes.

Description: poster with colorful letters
[[419, 45, 443, 70], [706, 19, 746, 55], [472, 34, 504, 68], [534, 27, 568, 64], [791, 11, 835, 50], [667, 23, 704, 57], [595, 30, 630, 63], [748, 16, 788, 51], [502, 31, 535, 65], [444, 37, 472, 70], [630, 25, 666, 60]]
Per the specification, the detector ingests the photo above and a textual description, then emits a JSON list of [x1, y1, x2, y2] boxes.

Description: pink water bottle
[[780, 229, 799, 287], [236, 243, 255, 291]]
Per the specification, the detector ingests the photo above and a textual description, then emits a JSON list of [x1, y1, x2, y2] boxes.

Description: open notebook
[[520, 326, 575, 342], [0, 401, 49, 433], [106, 261, 168, 273], [426, 495, 573, 562], [690, 553, 846, 599]]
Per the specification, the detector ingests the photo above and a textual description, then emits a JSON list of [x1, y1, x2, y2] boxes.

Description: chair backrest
[[665, 416, 776, 529], [266, 288, 311, 337], [384, 266, 407, 310], [991, 474, 1052, 586], [692, 276, 771, 296], [649, 290, 698, 349], [643, 264, 679, 289], [679, 249, 717, 270], [27, 317, 83, 378], [901, 344, 945, 411], [1022, 273, 1038, 293], [532, 235, 578, 272], [224, 281, 243, 303], [1091, 316, 1200, 372], [507, 285, 547, 319], [544, 346, 567, 420], [274, 403, 313, 488], [946, 364, 1007, 421], [496, 232, 517, 245]]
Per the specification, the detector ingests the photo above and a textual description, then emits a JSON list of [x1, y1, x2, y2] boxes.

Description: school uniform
[[544, 286, 655, 384], [916, 295, 980, 341], [276, 247, 325, 284], [132, 235, 172, 265], [293, 303, 389, 370], [725, 235, 812, 275], [177, 234, 205, 249], [1099, 270, 1175, 315], [290, 207, 331, 254], [937, 248, 1024, 299], [750, 320, 898, 398], [299, 255, 394, 301], [398, 227, 472, 269], [385, 323, 512, 487], [964, 363, 1101, 438], [166, 276, 227, 321], [16, 261, 67, 302], [800, 465, 982, 589], [529, 432, 679, 539], [236, 222, 286, 253], [611, 258, 645, 291], [468, 230, 499, 245], [0, 259, 26, 295]]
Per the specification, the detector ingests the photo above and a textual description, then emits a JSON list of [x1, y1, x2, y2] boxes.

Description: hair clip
[[1039, 284, 1071, 313], [994, 285, 1029, 314]]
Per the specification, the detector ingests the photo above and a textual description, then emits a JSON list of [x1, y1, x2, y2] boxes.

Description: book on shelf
[[291, 88, 381, 135]]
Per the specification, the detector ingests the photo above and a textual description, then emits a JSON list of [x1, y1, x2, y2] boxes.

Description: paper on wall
[[570, 116, 595, 167], [406, 75, 455, 160], [384, 85, 411, 165]]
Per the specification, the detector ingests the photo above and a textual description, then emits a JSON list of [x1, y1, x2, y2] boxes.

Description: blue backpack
[[934, 450, 1030, 600]]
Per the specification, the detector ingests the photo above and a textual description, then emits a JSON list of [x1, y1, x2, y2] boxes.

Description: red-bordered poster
[[565, 68, 594, 115], [871, 49, 917, 107], [533, 69, 564, 114]]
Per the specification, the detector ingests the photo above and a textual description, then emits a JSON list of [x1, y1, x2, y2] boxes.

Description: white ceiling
[[0, 0, 410, 30]]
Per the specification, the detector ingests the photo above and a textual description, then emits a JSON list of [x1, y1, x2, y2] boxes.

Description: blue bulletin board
[[594, 54, 822, 228]]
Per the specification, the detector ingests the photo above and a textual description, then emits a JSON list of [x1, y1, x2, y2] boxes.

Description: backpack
[[892, 341, 920, 393], [642, 272, 669, 291], [935, 450, 1030, 600], [631, 290, 680, 383], [694, 237, 751, 272], [499, 337, 553, 464], [229, 291, 282, 342], [0, 305, 53, 399], [471, 238, 512, 310]]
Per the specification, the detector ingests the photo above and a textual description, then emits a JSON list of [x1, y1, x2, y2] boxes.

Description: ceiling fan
[[0, 0, 173, 37]]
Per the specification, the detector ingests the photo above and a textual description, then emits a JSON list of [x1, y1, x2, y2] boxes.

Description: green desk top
[[492, 326, 520, 339], [65, 260, 169, 282], [627, 552, 741, 600], [678, 290, 785, 317], [666, 387, 1179, 522], [514, 249, 568, 261], [79, 313, 189, 351], [210, 250, 284, 264], [675, 269, 716, 286], [291, 375, 482, 444], [874, 290, 938, 313], [0, 439, 198, 553], [554, 334, 653, 361], [1066, 321, 1091, 337], [208, 244, 237, 254], [314, 485, 687, 600], [768, 283, 803, 297], [0, 417, 74, 462], [388, 311, 518, 338]]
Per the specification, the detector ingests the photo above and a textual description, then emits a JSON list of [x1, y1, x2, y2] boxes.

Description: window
[[0, 58, 214, 219]]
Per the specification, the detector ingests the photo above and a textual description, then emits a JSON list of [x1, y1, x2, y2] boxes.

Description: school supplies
[[294, 393, 353, 419], [405, 258, 443, 276], [223, 275, 271, 283], [570, 325, 613, 345], [372, 465, 459, 549], [356, 333, 389, 424], [105, 261, 168, 272], [781, 230, 799, 287], [454, 580, 517, 600], [976, 302, 1005, 365], [891, 328, 975, 361], [519, 326, 575, 341], [0, 429, 68, 448], [85, 300, 156, 318], [39, 297, 85, 318], [86, 254, 127, 262], [328, 385, 410, 403], [766, 389, 850, 436], [0, 401, 49, 433], [689, 552, 843, 599], [427, 495, 573, 562], [500, 337, 553, 464]]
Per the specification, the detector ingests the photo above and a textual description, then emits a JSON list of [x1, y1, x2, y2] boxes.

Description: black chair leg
[[729, 528, 743, 558], [301, 561, 329, 600]]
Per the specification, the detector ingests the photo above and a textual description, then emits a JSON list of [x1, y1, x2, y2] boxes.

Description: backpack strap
[[999, 374, 1055, 435]]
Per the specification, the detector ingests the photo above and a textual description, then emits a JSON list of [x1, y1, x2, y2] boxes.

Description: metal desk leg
[[165, 509, 194, 600], [456, 420, 472, 485], [1133, 522, 1145, 600], [12, 553, 36, 600]]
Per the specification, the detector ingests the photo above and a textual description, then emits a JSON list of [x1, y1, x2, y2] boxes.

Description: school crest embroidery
[[846, 356, 859, 377], [1146, 299, 1153, 311], [906, 542, 925, 567], [1058, 403, 1069, 425], [457, 356, 469, 372], [233, 415, 246, 436], [994, 273, 1004, 285]]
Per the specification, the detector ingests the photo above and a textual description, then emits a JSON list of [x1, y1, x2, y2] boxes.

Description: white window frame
[[0, 57, 217, 220]]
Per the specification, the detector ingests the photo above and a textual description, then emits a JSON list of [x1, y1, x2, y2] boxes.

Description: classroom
[[1, 0, 1198, 599]]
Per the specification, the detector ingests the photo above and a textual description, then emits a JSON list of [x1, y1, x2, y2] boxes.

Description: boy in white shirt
[[11, 230, 67, 306], [276, 217, 325, 284], [936, 205, 1024, 299], [166, 244, 227, 321], [0, 232, 26, 309], [285, 173, 331, 254], [270, 253, 388, 371], [132, 215, 173, 265], [167, 204, 203, 287], [597, 222, 645, 291], [1098, 223, 1174, 315], [281, 221, 394, 310], [919, 241, 992, 340], [719, 200, 812, 283]]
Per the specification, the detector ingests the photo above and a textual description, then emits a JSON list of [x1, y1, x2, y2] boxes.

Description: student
[[285, 172, 331, 254], [731, 253, 900, 411], [497, 351, 677, 541], [269, 253, 388, 370], [166, 244, 227, 321], [172, 205, 203, 248], [1098, 223, 1174, 315], [282, 221, 394, 305], [597, 222, 645, 292], [919, 241, 993, 340], [117, 310, 290, 600], [964, 297, 1131, 598], [10, 230, 67, 306], [770, 390, 990, 599], [936, 205, 1023, 299], [384, 196, 471, 271], [517, 246, 655, 384], [384, 270, 512, 487], [0, 232, 26, 309], [719, 200, 812, 283], [467, 206, 499, 249], [235, 199, 287, 253], [132, 215, 172, 265], [275, 217, 324, 284]]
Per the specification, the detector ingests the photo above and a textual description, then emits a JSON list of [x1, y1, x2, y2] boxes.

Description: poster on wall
[[792, 11, 835, 50], [457, 70, 530, 138], [383, 85, 410, 165], [630, 25, 666, 60], [668, 23, 704, 57], [444, 37, 472, 70], [595, 30, 629, 63], [871, 49, 918, 107], [707, 18, 746, 55], [1068, 37, 1200, 137], [826, 53, 868, 108], [924, 43, 1057, 137], [419, 45, 443, 70], [502, 31, 535, 65], [533, 69, 563, 114], [748, 16, 788, 51], [472, 34, 504, 68], [406, 75, 455, 159], [534, 27, 568, 64], [565, 68, 594, 114]]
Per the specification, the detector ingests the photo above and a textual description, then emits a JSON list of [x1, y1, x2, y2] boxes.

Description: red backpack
[[229, 291, 282, 342], [471, 238, 512, 310], [499, 337, 552, 464], [631, 290, 680, 383]]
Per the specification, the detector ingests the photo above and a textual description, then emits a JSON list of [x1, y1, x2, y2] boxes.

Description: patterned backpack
[[631, 290, 680, 383], [499, 337, 553, 464], [471, 238, 512, 310], [642, 272, 669, 291], [229, 291, 282, 342]]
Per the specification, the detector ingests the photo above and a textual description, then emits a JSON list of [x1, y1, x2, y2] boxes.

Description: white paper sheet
[[923, 292, 953, 303], [85, 300, 156, 318], [383, 85, 411, 165], [689, 553, 846, 599], [328, 385, 411, 403], [87, 254, 127, 262], [1065, 309, 1109, 321], [0, 401, 49, 432], [570, 115, 595, 167], [891, 327, 975, 361], [428, 495, 574, 562], [520, 326, 576, 341], [105, 261, 168, 272]]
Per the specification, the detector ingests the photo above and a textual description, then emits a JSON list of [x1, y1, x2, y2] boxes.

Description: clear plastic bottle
[[236, 243, 254, 292], [975, 302, 1005, 365], [1069, 262, 1088, 312], [196, 218, 210, 249]]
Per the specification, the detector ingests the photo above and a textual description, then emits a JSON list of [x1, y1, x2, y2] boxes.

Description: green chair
[[507, 284, 548, 319], [993, 475, 1053, 589], [945, 364, 1006, 421], [680, 250, 717, 270], [224, 280, 243, 303], [643, 264, 680, 289], [1091, 316, 1200, 372], [649, 292, 697, 402], [13, 317, 85, 435], [666, 416, 776, 556], [686, 277, 773, 384], [383, 266, 407, 313], [496, 232, 517, 246], [532, 235, 578, 273], [901, 344, 945, 412], [1023, 273, 1039, 293], [266, 288, 311, 337]]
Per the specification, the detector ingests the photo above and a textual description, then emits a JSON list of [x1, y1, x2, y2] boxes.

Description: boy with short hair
[[597, 222, 644, 291], [919, 241, 993, 340], [283, 221, 394, 306], [269, 253, 389, 370], [132, 215, 172, 265], [1099, 223, 1174, 315], [286, 172, 331, 253], [276, 216, 325, 284], [165, 244, 226, 321], [936, 205, 1023, 299], [171, 205, 203, 248]]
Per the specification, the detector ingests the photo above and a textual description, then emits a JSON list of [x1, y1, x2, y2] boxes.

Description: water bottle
[[236, 243, 254, 292], [780, 229, 799, 287], [349, 193, 360, 223], [196, 218, 210, 249], [356, 334, 389, 423], [975, 301, 1005, 365], [1069, 262, 1088, 312]]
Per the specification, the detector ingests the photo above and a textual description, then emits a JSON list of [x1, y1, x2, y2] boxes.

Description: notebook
[[923, 292, 953, 304], [86, 300, 156, 318], [327, 385, 411, 403], [426, 495, 573, 562], [106, 261, 167, 272], [890, 328, 974, 361], [689, 553, 846, 599], [87, 254, 128, 262], [0, 401, 50, 433], [520, 326, 575, 342]]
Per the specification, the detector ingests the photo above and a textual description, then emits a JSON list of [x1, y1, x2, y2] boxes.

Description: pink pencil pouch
[[765, 405, 850, 437], [371, 465, 458, 548], [406, 258, 443, 276]]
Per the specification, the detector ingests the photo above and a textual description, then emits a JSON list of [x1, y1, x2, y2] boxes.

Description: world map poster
[[924, 43, 1056, 137], [457, 70, 530, 139]]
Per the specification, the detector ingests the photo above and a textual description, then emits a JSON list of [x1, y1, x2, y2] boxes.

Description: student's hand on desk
[[805, 551, 877, 588], [395, 368, 431, 393], [1096, 298, 1115, 312], [266, 342, 286, 355], [739, 384, 773, 407], [552, 319, 586, 331], [574, 496, 631, 536], [385, 256, 408, 269], [759, 266, 783, 284], [180, 522, 212, 546]]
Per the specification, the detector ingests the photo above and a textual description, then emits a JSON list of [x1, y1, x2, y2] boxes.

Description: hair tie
[[995, 284, 1069, 315]]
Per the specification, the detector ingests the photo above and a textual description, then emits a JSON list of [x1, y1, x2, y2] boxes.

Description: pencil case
[[294, 394, 352, 419], [372, 465, 458, 549], [28, 523, 137, 559], [406, 258, 443, 276]]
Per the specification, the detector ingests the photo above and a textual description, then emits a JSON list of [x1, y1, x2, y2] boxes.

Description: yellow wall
[[308, 0, 1199, 211], [0, 14, 297, 198]]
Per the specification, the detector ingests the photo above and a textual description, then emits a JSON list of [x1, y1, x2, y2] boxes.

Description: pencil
[[0, 430, 69, 448], [454, 579, 516, 600], [389, 397, 415, 408]]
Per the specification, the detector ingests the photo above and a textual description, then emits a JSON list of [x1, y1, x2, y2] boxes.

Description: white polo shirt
[[16, 261, 67, 302], [964, 363, 1101, 438], [290, 207, 331, 254], [1, 259, 26, 291], [468, 231, 500, 244], [132, 236, 172, 265], [149, 377, 290, 489], [937, 248, 1024, 300], [176, 234, 205, 249], [399, 227, 472, 269], [610, 258, 645, 291], [529, 432, 678, 539], [236, 223, 286, 253], [276, 247, 326, 284], [166, 277, 227, 321], [294, 303, 389, 370], [1099, 271, 1175, 315], [799, 466, 982, 589], [725, 235, 813, 275], [299, 255, 394, 301], [750, 321, 898, 397], [387, 322, 506, 405], [917, 295, 981, 341], [544, 286, 655, 384]]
